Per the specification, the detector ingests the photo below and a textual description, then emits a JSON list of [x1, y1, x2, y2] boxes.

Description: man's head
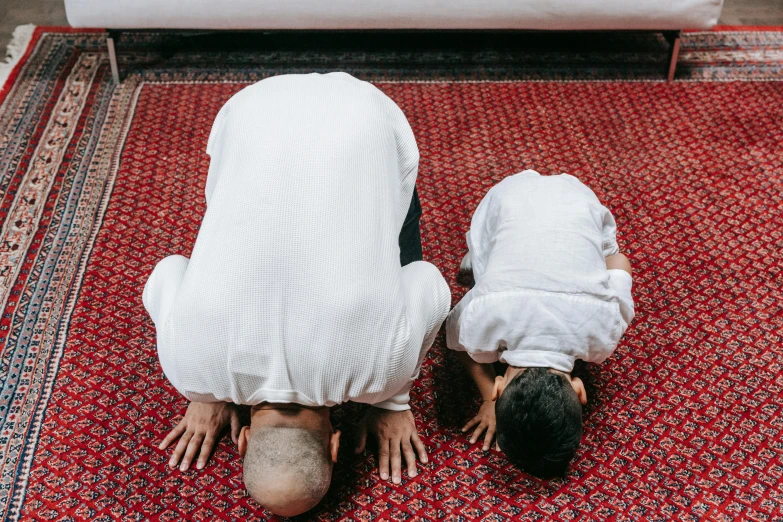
[[493, 367, 587, 478], [239, 405, 340, 517]]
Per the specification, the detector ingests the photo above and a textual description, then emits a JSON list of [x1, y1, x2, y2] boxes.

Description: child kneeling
[[447, 170, 634, 477]]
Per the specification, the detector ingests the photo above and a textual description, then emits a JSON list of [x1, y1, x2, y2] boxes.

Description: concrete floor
[[1, 0, 66, 53], [1, 0, 783, 60], [720, 0, 783, 25]]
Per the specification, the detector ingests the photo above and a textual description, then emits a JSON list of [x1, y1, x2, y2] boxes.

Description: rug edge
[[0, 25, 37, 99]]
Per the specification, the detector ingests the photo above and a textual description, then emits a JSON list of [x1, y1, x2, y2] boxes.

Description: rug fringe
[[0, 24, 36, 91]]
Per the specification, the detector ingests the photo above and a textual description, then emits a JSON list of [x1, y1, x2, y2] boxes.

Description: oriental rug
[[1, 27, 782, 521]]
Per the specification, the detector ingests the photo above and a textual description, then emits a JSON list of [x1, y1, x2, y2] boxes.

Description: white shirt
[[143, 73, 451, 410], [446, 170, 634, 372]]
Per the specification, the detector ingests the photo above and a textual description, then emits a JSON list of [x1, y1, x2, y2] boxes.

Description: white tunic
[[446, 171, 634, 372], [143, 73, 451, 410]]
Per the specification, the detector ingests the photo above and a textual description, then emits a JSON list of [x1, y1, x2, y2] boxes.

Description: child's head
[[494, 367, 586, 478]]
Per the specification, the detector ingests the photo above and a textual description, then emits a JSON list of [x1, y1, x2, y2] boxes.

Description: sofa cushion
[[65, 0, 723, 31]]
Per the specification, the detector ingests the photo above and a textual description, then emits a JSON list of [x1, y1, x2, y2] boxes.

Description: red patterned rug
[[1, 27, 783, 521]]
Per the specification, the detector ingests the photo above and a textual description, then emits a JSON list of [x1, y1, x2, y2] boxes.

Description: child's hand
[[462, 400, 497, 451], [159, 401, 241, 471]]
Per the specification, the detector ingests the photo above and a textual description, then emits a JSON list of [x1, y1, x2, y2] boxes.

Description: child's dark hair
[[495, 367, 583, 478]]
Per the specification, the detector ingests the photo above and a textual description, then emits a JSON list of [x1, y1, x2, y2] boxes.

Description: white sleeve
[[445, 290, 500, 364], [142, 255, 189, 326], [373, 261, 451, 411], [608, 269, 635, 335], [204, 103, 230, 207], [445, 290, 471, 353], [465, 187, 500, 282], [390, 102, 420, 231], [142, 255, 190, 391], [601, 207, 620, 257]]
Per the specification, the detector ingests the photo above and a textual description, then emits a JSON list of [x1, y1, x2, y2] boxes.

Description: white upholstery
[[66, 0, 723, 31]]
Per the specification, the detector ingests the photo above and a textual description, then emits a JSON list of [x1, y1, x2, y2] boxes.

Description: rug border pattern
[[0, 60, 141, 518]]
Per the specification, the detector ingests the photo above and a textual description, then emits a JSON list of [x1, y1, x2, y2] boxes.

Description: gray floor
[[2, 0, 783, 61], [720, 0, 783, 25], [1, 0, 66, 54]]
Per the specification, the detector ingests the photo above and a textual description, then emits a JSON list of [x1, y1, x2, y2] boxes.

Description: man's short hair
[[243, 426, 331, 516], [495, 367, 583, 478]]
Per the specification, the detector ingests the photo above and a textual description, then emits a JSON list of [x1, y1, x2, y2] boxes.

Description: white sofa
[[64, 0, 724, 82]]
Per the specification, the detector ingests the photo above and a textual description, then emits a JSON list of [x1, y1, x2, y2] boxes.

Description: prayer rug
[[1, 27, 782, 521]]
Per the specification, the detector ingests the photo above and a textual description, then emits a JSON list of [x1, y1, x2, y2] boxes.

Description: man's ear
[[492, 375, 506, 401], [570, 376, 587, 406], [238, 426, 251, 458], [330, 430, 341, 463]]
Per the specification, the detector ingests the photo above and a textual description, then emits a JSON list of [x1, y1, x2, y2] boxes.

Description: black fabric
[[399, 188, 423, 267]]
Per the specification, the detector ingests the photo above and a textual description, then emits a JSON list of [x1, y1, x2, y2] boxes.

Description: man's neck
[[250, 403, 331, 431]]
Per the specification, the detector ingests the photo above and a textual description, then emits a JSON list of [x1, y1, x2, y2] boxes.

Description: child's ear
[[570, 377, 587, 406], [492, 375, 506, 401]]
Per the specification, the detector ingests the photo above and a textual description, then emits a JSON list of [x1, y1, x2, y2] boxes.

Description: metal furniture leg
[[107, 30, 120, 84], [664, 30, 682, 82]]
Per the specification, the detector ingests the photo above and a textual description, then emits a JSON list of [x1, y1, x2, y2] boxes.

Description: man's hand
[[355, 408, 427, 484], [159, 401, 241, 471], [462, 399, 497, 451]]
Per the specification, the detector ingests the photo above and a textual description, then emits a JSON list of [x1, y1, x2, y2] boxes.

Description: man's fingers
[[470, 423, 486, 444], [378, 439, 390, 481], [461, 416, 480, 433], [197, 435, 217, 470], [355, 422, 368, 455], [159, 421, 187, 450], [181, 433, 204, 471], [170, 431, 193, 468], [402, 440, 417, 478], [411, 431, 428, 464], [482, 427, 495, 451], [390, 439, 402, 484], [230, 414, 240, 445]]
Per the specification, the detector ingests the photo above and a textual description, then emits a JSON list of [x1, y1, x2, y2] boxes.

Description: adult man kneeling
[[142, 72, 451, 517]]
